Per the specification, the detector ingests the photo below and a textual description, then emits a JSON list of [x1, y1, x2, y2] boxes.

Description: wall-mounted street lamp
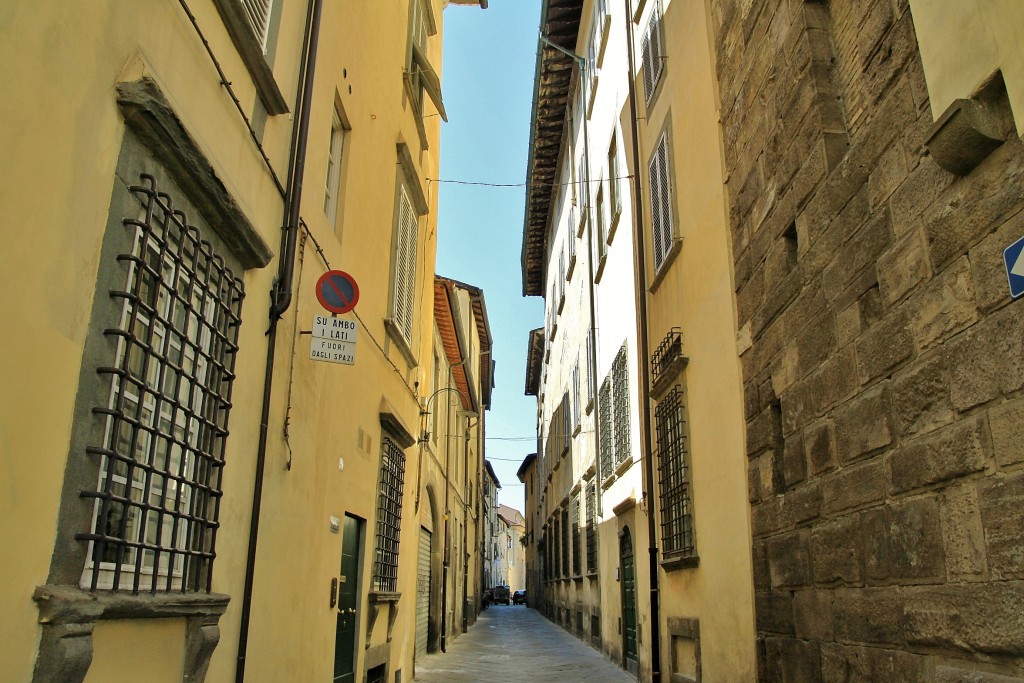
[[415, 366, 477, 653]]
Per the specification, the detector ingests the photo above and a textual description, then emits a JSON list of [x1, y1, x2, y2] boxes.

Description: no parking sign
[[315, 270, 360, 314]]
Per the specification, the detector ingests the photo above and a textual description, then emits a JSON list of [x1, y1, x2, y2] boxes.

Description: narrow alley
[[414, 606, 634, 683]]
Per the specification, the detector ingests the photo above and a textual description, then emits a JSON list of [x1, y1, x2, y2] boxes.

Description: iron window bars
[[560, 507, 570, 578], [571, 494, 582, 577], [373, 435, 407, 592], [585, 481, 598, 574], [651, 327, 683, 383], [612, 345, 631, 466], [80, 174, 243, 593], [656, 386, 695, 558]]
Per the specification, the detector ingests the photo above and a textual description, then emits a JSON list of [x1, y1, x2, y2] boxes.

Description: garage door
[[416, 526, 431, 658]]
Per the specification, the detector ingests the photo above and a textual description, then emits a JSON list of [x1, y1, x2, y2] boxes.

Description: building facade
[[0, 1, 485, 682], [481, 460, 501, 590], [497, 505, 527, 591], [523, 0, 1024, 682]]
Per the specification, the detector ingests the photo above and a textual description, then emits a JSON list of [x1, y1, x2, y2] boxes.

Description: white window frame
[[324, 104, 348, 228]]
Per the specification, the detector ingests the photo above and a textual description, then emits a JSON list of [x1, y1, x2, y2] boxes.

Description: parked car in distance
[[512, 590, 526, 605], [493, 585, 511, 605]]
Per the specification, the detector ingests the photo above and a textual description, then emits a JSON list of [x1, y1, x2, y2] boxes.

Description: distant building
[[522, 0, 1024, 681], [497, 505, 527, 591]]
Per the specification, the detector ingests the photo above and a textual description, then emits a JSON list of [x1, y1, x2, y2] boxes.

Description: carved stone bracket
[[32, 585, 229, 683], [365, 591, 401, 650]]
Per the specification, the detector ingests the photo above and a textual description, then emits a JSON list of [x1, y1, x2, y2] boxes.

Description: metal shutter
[[415, 527, 431, 658]]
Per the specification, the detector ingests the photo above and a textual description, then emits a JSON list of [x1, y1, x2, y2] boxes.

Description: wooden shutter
[[393, 186, 418, 342], [649, 132, 672, 269], [240, 0, 273, 48]]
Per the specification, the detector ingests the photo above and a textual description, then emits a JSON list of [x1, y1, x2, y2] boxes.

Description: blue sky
[[438, 1, 543, 513]]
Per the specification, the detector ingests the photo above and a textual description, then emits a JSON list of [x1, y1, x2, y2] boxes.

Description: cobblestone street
[[414, 606, 635, 682]]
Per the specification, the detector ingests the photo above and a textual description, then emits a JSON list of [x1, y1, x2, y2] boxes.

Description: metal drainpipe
[[623, 0, 661, 680], [235, 0, 323, 679]]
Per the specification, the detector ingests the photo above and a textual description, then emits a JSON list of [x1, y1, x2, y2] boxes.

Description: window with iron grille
[[572, 361, 581, 431], [612, 345, 631, 465], [650, 130, 674, 271], [571, 495, 582, 576], [585, 482, 598, 573], [551, 515, 560, 578], [642, 5, 665, 104], [656, 387, 695, 558], [373, 435, 407, 591], [80, 173, 243, 593], [567, 230, 576, 278], [598, 378, 613, 478], [561, 507, 570, 578]]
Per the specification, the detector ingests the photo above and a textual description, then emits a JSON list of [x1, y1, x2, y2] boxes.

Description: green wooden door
[[620, 529, 637, 669], [334, 515, 362, 683]]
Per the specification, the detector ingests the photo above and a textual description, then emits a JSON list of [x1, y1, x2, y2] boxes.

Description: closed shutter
[[642, 8, 663, 102], [416, 527, 431, 658], [393, 186, 418, 343], [240, 0, 273, 49], [649, 132, 672, 269]]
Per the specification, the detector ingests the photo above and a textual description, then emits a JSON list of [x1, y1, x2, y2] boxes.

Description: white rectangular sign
[[310, 337, 356, 365], [313, 315, 358, 342]]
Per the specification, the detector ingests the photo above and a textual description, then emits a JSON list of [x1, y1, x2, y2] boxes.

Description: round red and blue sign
[[315, 270, 360, 314]]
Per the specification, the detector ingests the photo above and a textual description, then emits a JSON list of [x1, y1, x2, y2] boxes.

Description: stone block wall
[[710, 0, 1024, 679]]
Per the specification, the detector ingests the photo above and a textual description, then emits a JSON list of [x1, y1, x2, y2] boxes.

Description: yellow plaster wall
[[909, 0, 1024, 130], [638, 0, 756, 679], [85, 619, 186, 683], [1, 0, 452, 681]]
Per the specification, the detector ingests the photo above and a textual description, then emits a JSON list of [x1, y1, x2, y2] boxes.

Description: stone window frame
[[324, 97, 351, 231], [656, 386, 698, 569], [32, 77, 271, 683], [371, 433, 409, 593], [384, 144, 428, 366], [403, 0, 446, 150], [210, 0, 288, 115], [648, 114, 682, 291]]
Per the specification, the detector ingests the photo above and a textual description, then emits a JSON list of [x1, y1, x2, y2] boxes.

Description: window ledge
[[607, 210, 621, 244], [614, 457, 634, 477], [649, 238, 683, 293], [594, 254, 608, 284], [32, 585, 229, 683], [384, 318, 418, 368], [651, 355, 689, 400], [661, 554, 699, 572]]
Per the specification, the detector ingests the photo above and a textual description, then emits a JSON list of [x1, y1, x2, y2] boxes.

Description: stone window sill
[[32, 585, 229, 683], [661, 554, 699, 572]]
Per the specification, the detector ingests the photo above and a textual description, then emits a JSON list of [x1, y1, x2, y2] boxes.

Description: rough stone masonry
[[710, 0, 1024, 680]]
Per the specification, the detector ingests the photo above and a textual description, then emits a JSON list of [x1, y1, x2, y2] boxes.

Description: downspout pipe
[[236, 0, 324, 679], [623, 1, 661, 681]]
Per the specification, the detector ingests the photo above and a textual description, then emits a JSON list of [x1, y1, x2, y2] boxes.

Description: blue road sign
[[1005, 235, 1024, 300]]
